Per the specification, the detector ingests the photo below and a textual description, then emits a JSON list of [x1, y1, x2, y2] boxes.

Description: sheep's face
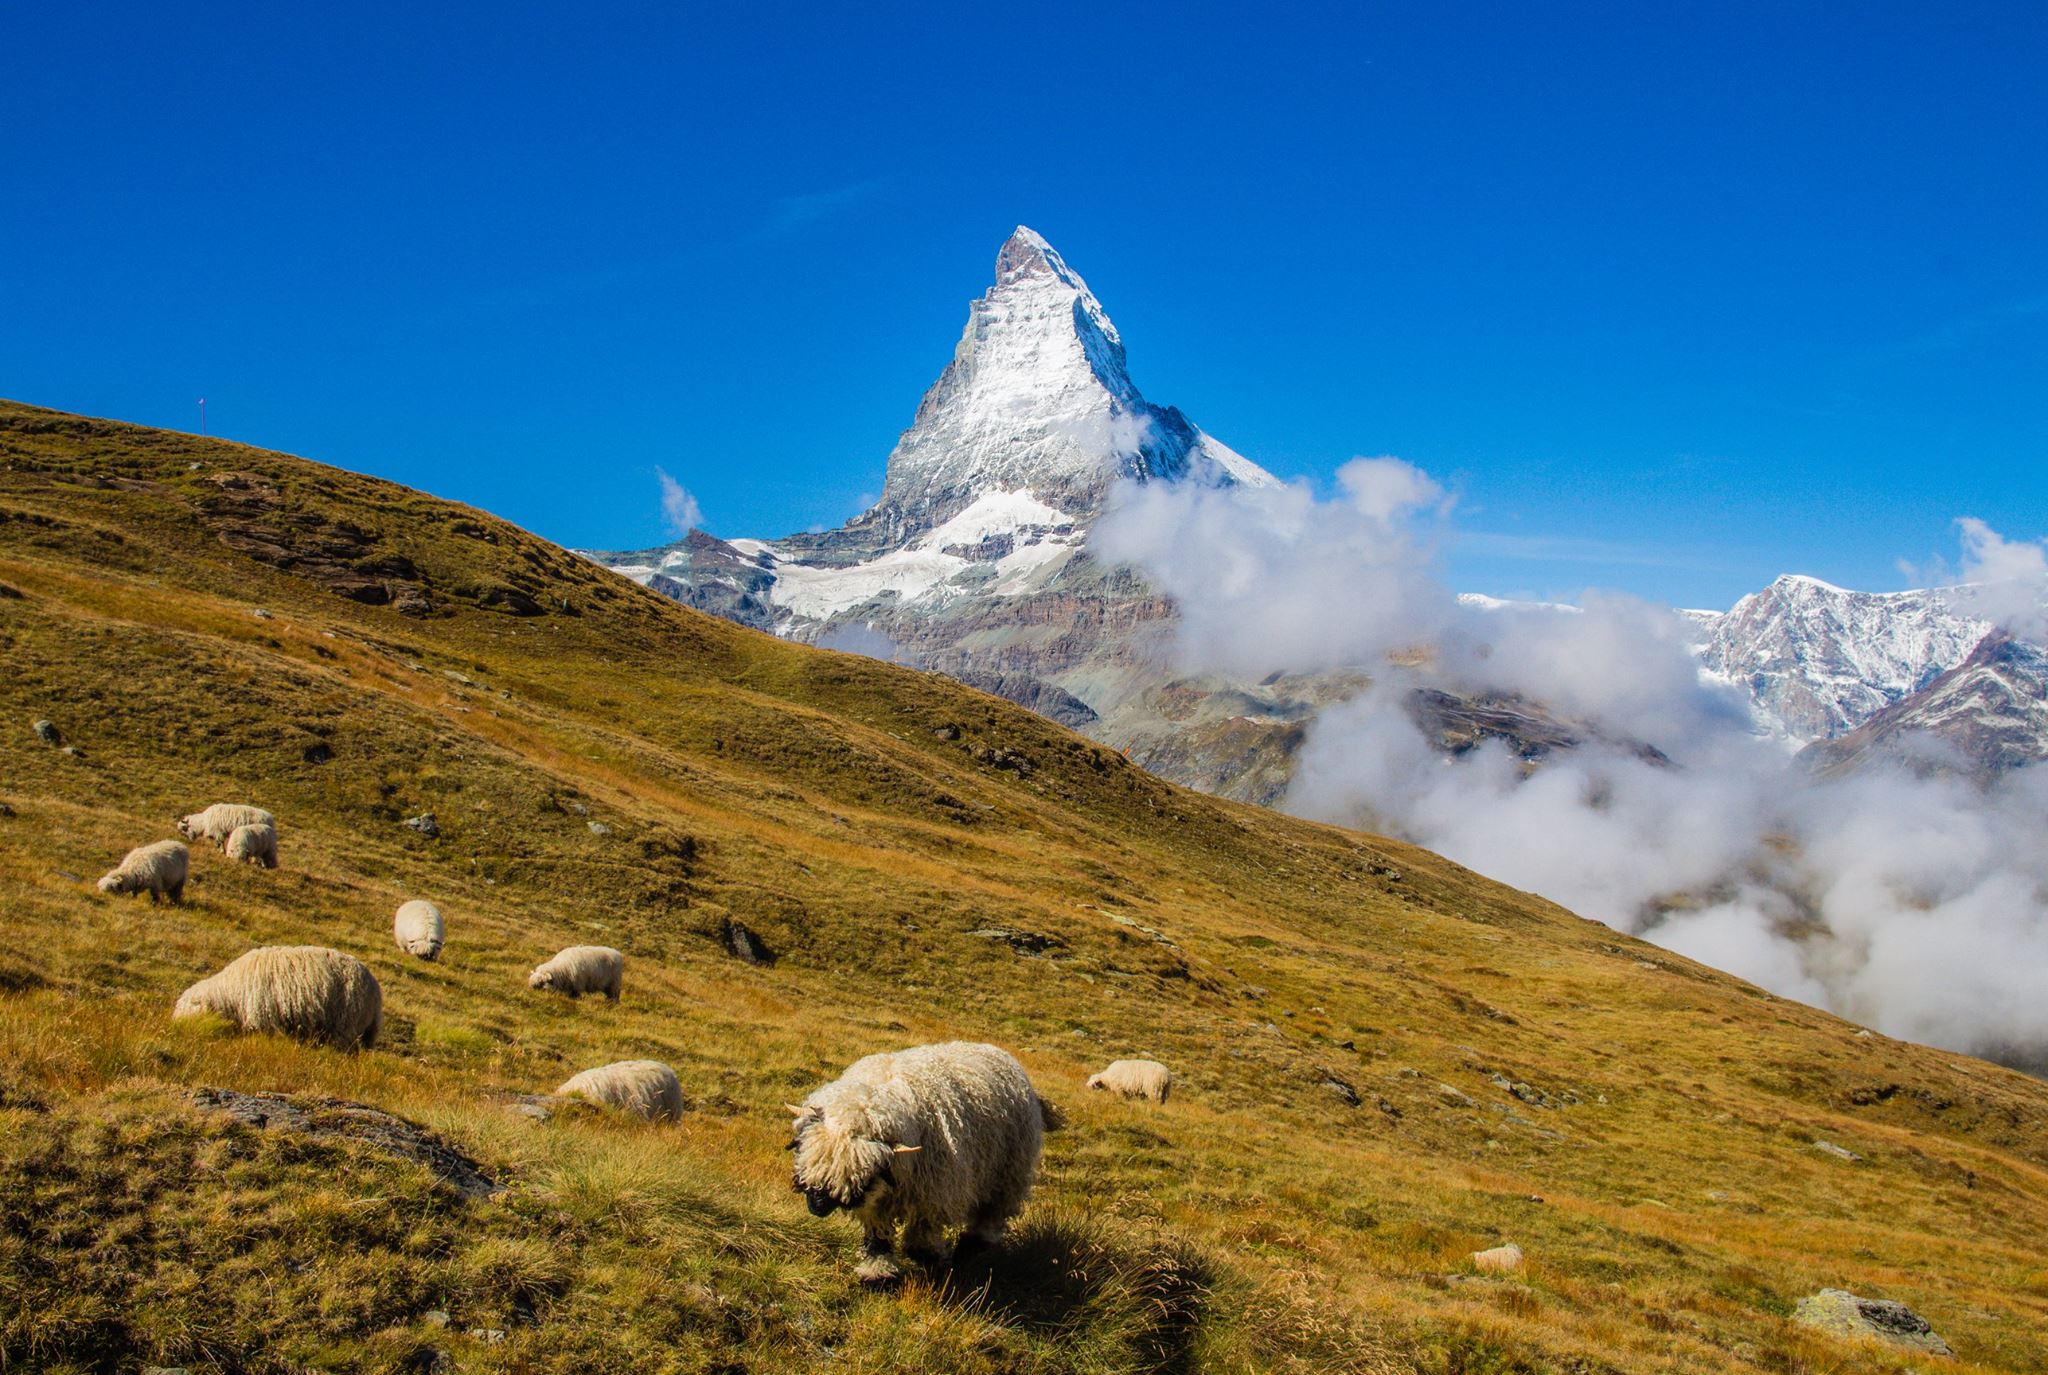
[[97, 872, 129, 896], [176, 816, 199, 840], [171, 987, 208, 1019], [527, 967, 553, 990], [787, 1107, 913, 1218], [1087, 1075, 1106, 1091]]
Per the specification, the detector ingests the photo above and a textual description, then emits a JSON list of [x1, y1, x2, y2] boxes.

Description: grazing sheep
[[96, 840, 189, 904], [556, 1060, 684, 1122], [173, 945, 382, 1050], [177, 803, 275, 849], [527, 945, 623, 1001], [393, 900, 445, 960], [224, 822, 278, 869], [1472, 1243, 1524, 1274], [787, 1041, 1059, 1284], [1087, 1058, 1173, 1104]]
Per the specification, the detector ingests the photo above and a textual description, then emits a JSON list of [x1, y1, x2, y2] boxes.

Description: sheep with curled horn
[[786, 1041, 1060, 1284]]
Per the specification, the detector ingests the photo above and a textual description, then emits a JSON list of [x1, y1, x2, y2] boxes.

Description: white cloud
[[1955, 516, 2048, 639], [1095, 468, 2048, 1068], [656, 468, 703, 537]]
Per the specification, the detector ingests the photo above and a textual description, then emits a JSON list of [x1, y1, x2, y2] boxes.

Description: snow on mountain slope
[[1687, 574, 1992, 741], [1800, 630, 2048, 777]]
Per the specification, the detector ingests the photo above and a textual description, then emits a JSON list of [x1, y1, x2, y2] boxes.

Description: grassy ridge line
[[0, 398, 2044, 1373]]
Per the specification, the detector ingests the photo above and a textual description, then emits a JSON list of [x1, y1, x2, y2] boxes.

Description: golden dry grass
[[1, 398, 2045, 1373]]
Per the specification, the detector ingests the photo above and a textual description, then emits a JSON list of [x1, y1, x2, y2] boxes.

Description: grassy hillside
[[2, 398, 2045, 1375]]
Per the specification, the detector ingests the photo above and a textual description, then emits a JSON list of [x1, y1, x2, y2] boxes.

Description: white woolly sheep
[[393, 899, 445, 960], [224, 822, 278, 869], [97, 839, 189, 904], [556, 1060, 684, 1122], [1473, 1243, 1524, 1273], [526, 945, 623, 1000], [172, 945, 382, 1050], [787, 1041, 1060, 1284], [1086, 1058, 1173, 1104], [177, 802, 276, 849]]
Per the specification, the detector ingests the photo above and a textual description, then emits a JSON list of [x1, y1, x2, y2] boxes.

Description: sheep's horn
[[892, 1144, 923, 1154], [782, 1103, 807, 1116]]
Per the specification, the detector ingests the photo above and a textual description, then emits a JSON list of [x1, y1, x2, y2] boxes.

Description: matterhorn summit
[[851, 226, 1272, 547], [591, 226, 1272, 644]]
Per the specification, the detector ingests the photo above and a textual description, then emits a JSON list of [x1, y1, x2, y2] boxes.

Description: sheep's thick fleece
[[1087, 1059, 1173, 1103], [97, 840, 189, 903], [225, 822, 278, 868], [527, 945, 623, 1000], [557, 1060, 684, 1122], [790, 1041, 1056, 1282], [178, 803, 275, 847], [173, 945, 382, 1050], [393, 900, 445, 959]]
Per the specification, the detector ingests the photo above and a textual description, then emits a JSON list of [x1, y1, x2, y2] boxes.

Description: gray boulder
[[1792, 1289, 1950, 1355]]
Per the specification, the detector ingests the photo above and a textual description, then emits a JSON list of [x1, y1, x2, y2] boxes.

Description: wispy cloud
[[765, 178, 888, 234], [655, 467, 702, 536]]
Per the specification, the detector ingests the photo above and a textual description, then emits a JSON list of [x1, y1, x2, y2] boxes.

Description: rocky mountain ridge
[[592, 232, 2045, 796]]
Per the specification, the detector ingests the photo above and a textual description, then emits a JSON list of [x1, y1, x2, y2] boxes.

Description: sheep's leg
[[900, 1217, 954, 1269], [855, 1221, 902, 1285], [960, 1181, 1030, 1256], [168, 880, 184, 905]]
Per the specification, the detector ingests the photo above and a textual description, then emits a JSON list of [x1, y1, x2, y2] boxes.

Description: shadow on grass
[[933, 1210, 1215, 1374]]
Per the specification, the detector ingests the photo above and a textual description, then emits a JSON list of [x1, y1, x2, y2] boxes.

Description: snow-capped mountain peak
[[851, 226, 1273, 546], [1689, 573, 1995, 741], [589, 225, 1272, 638]]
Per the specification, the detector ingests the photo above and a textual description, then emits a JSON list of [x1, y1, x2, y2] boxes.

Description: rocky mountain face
[[1685, 574, 2048, 779], [1798, 630, 2048, 778], [1684, 575, 1991, 742], [589, 227, 1346, 800]]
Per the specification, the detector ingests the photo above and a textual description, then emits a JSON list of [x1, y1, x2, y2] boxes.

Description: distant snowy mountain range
[[1686, 575, 2046, 772], [589, 227, 2044, 788]]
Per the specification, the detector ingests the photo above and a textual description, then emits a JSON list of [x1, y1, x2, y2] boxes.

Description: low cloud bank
[[1095, 465, 2048, 1068]]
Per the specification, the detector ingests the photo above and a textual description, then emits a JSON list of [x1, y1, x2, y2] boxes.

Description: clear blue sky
[[3, 2, 2043, 608]]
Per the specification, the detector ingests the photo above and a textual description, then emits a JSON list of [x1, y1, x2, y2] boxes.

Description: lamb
[[172, 945, 382, 1050], [1086, 1058, 1173, 1104], [96, 840, 189, 904], [393, 900, 445, 960], [787, 1041, 1060, 1284], [526, 945, 623, 1000], [224, 822, 278, 869], [177, 803, 275, 849], [556, 1060, 684, 1122]]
